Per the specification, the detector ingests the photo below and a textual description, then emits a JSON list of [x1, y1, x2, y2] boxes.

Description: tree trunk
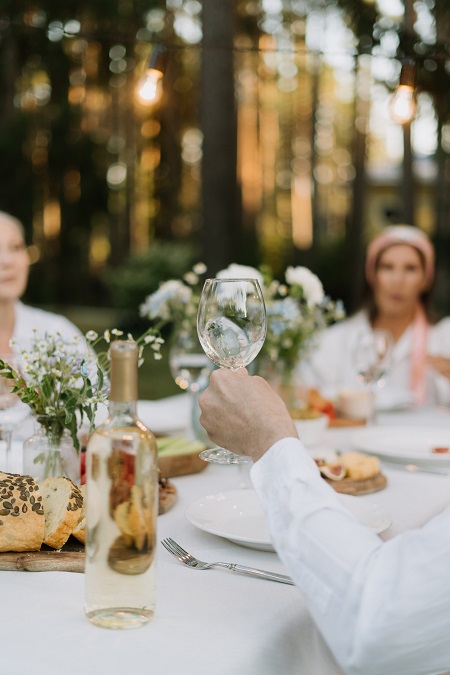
[[347, 56, 369, 312], [401, 122, 415, 226], [200, 0, 240, 274]]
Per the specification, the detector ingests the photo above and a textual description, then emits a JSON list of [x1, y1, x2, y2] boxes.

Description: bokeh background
[[1, 0, 449, 394]]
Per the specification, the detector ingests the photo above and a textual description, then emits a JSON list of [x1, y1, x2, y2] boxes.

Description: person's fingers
[[236, 367, 248, 376]]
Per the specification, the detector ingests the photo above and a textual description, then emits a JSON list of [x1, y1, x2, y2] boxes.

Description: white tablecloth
[[2, 396, 450, 675]]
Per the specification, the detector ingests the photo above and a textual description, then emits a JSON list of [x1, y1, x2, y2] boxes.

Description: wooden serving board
[[324, 472, 388, 495], [158, 482, 178, 514], [0, 537, 85, 573], [158, 451, 207, 478], [328, 416, 367, 428]]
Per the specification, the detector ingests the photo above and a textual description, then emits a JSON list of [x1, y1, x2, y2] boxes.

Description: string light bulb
[[389, 58, 417, 125], [135, 44, 169, 106]]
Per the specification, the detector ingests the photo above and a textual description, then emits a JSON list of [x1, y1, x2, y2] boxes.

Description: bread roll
[[340, 452, 380, 481], [0, 472, 45, 552], [72, 484, 86, 544], [39, 477, 83, 549]]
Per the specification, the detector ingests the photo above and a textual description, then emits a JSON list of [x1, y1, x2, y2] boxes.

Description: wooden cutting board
[[0, 537, 85, 573], [328, 416, 367, 428], [158, 451, 207, 478], [324, 472, 387, 495]]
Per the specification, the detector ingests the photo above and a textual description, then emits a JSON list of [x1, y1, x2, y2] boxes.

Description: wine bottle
[[84, 340, 158, 629]]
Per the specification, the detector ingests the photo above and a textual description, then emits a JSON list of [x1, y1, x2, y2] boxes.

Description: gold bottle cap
[[109, 340, 138, 402]]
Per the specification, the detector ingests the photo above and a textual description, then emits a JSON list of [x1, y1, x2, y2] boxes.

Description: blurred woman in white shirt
[[298, 225, 450, 408], [0, 211, 82, 354]]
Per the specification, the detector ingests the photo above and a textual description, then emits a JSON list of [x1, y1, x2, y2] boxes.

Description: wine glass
[[169, 329, 213, 395], [0, 353, 30, 471], [352, 330, 393, 424], [197, 277, 267, 464], [169, 328, 213, 441]]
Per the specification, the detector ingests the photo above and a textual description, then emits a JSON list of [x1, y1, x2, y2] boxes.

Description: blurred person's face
[[373, 244, 427, 318], [0, 217, 29, 303]]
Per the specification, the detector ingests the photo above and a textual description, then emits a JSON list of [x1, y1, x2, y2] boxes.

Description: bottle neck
[[108, 400, 137, 420], [109, 342, 138, 404]]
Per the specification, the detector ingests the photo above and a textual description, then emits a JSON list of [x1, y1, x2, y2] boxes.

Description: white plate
[[185, 489, 391, 551], [94, 398, 190, 435], [137, 400, 190, 435], [351, 426, 450, 467], [376, 389, 413, 412]]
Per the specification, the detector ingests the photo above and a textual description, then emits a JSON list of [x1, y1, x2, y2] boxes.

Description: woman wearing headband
[[0, 212, 82, 354], [298, 225, 450, 408]]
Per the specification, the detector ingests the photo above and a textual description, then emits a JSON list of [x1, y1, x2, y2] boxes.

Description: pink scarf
[[410, 303, 429, 405]]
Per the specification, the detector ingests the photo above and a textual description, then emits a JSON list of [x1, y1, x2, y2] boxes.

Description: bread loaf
[[72, 484, 86, 544], [0, 472, 45, 552], [39, 477, 83, 549], [340, 452, 380, 481], [0, 471, 176, 554]]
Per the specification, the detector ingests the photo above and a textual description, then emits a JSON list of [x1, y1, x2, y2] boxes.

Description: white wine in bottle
[[84, 340, 158, 629]]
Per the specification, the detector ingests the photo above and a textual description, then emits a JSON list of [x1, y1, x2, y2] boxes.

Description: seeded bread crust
[[39, 477, 83, 549], [72, 485, 86, 545], [0, 472, 45, 552]]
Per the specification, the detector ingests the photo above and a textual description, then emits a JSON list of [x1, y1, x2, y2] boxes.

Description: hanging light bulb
[[135, 44, 169, 106], [389, 58, 417, 125]]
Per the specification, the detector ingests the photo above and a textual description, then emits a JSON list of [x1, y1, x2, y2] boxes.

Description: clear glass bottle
[[84, 341, 158, 629]]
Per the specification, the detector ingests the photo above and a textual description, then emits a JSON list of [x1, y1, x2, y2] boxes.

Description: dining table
[[2, 395, 450, 675]]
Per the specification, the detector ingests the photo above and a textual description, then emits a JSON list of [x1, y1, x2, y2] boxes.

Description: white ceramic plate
[[185, 489, 391, 551], [137, 400, 190, 434], [94, 398, 190, 435], [376, 389, 413, 412], [351, 426, 450, 467]]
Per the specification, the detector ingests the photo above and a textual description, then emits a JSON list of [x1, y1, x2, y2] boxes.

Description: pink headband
[[365, 225, 435, 288]]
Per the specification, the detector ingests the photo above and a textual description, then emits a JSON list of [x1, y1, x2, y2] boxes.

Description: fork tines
[[161, 537, 192, 563]]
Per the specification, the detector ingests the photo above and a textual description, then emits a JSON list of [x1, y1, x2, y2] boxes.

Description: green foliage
[[103, 240, 198, 310]]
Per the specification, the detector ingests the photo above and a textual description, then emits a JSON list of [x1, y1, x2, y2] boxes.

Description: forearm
[[251, 440, 450, 675]]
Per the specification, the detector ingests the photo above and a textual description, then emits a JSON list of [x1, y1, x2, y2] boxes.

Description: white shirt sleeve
[[251, 438, 450, 675]]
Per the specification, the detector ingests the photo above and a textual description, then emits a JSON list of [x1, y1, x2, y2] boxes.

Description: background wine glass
[[0, 353, 30, 471], [169, 329, 213, 441], [352, 331, 393, 424], [197, 277, 267, 464]]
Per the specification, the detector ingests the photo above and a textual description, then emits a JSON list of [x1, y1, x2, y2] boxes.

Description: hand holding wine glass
[[197, 278, 267, 464]]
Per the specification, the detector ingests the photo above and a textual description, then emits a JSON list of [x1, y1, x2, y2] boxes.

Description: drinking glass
[[169, 329, 213, 395], [197, 278, 267, 464], [352, 330, 393, 424], [169, 328, 213, 441], [0, 354, 29, 471]]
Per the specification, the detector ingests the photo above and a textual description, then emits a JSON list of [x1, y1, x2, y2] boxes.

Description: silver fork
[[161, 537, 295, 585]]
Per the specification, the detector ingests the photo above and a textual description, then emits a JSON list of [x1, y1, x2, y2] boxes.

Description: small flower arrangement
[[0, 326, 163, 452], [139, 261, 345, 381], [259, 264, 345, 374], [206, 262, 344, 374], [139, 262, 207, 336]]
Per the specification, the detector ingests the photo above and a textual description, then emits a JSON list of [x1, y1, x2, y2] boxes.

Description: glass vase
[[256, 358, 303, 413], [23, 417, 80, 484]]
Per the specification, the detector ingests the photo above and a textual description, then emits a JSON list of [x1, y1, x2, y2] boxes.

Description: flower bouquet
[[0, 326, 163, 481], [215, 263, 344, 390], [140, 261, 344, 411]]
